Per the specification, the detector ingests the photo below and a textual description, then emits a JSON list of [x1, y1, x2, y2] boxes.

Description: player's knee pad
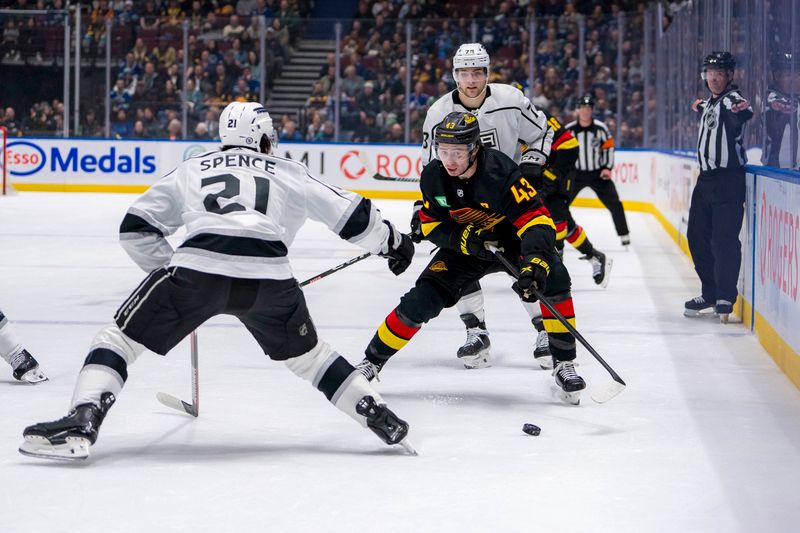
[[87, 324, 147, 369], [398, 280, 450, 324]]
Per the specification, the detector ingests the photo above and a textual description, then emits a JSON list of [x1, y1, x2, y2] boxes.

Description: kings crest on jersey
[[421, 83, 553, 167]]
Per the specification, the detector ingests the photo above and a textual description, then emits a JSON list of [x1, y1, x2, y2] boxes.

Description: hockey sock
[[285, 341, 384, 427], [70, 325, 145, 409], [540, 292, 577, 361], [0, 311, 24, 365], [521, 300, 542, 326], [456, 290, 486, 326], [365, 308, 421, 366], [554, 221, 568, 251], [567, 225, 594, 256]]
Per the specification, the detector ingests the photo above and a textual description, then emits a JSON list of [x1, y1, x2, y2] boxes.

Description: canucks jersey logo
[[449, 207, 505, 230], [479, 129, 499, 149]]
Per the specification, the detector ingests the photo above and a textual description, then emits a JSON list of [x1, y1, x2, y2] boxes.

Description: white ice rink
[[1, 193, 799, 533]]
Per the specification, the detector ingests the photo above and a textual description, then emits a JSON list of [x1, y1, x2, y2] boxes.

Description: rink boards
[[5, 137, 800, 389]]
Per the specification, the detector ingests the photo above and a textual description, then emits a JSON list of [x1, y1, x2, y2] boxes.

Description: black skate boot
[[11, 349, 48, 384], [715, 299, 735, 323], [583, 250, 613, 287], [356, 357, 384, 382], [457, 314, 491, 369], [553, 361, 586, 405], [684, 296, 714, 317], [19, 392, 116, 461], [356, 395, 415, 455]]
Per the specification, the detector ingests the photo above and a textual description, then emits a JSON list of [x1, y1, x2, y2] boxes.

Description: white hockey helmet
[[218, 101, 278, 153], [452, 43, 491, 78]]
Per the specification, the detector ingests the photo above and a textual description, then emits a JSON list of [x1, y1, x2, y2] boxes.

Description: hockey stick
[[486, 244, 626, 403], [300, 251, 374, 287], [156, 330, 199, 417], [356, 151, 421, 183]]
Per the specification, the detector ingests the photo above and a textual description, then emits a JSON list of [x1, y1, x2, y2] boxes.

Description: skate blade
[[19, 367, 48, 384], [534, 354, 554, 370], [717, 313, 743, 324], [591, 380, 626, 403], [19, 435, 90, 461], [397, 438, 418, 456], [599, 257, 613, 288], [683, 308, 715, 318], [458, 349, 492, 369], [553, 386, 582, 405]]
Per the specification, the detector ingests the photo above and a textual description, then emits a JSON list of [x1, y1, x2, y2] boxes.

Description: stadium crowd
[[0, 0, 686, 145]]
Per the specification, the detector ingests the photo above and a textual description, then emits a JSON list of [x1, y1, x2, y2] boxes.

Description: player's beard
[[457, 80, 488, 108]]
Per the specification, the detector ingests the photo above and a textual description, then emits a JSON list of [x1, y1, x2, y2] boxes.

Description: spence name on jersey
[[119, 147, 389, 279], [421, 83, 552, 167], [417, 147, 556, 259]]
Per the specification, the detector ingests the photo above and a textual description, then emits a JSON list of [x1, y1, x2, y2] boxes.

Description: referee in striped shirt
[[684, 51, 753, 320], [566, 94, 630, 247]]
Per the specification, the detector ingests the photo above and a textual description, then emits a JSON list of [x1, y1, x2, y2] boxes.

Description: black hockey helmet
[[703, 51, 736, 71], [578, 93, 595, 107], [434, 111, 481, 149]]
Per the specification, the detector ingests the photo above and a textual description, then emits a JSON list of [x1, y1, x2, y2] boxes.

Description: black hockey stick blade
[[356, 151, 420, 183], [486, 244, 626, 402]]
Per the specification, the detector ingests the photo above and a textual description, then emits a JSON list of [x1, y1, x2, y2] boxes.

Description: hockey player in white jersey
[[19, 102, 416, 461], [415, 43, 555, 370], [0, 309, 47, 383]]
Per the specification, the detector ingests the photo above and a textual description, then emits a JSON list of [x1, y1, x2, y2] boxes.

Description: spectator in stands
[[385, 123, 404, 143], [353, 111, 383, 143], [408, 81, 431, 112], [271, 18, 290, 57], [119, 52, 143, 79], [194, 121, 211, 139], [132, 120, 147, 138], [341, 65, 365, 99], [202, 107, 220, 138], [82, 109, 103, 138], [318, 65, 336, 95], [232, 78, 256, 102], [111, 109, 133, 138], [315, 120, 336, 142], [2, 107, 21, 136], [223, 14, 246, 40], [110, 78, 136, 111], [279, 120, 303, 141], [305, 110, 323, 141], [167, 118, 182, 141], [306, 82, 330, 113], [237, 0, 260, 16], [140, 1, 160, 29], [357, 81, 381, 117], [275, 0, 299, 42]]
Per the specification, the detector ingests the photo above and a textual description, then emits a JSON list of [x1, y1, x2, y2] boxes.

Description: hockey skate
[[11, 349, 48, 384], [19, 393, 115, 461], [356, 358, 383, 382], [684, 296, 715, 317], [582, 250, 613, 288], [552, 361, 586, 405], [533, 330, 553, 369], [457, 326, 491, 369], [715, 300, 741, 323], [356, 395, 416, 455]]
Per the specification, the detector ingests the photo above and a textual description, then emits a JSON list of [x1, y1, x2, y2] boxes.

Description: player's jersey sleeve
[[517, 90, 552, 167], [304, 169, 389, 254], [416, 164, 460, 250], [596, 121, 615, 169], [500, 168, 556, 257], [543, 115, 579, 180], [119, 167, 185, 272]]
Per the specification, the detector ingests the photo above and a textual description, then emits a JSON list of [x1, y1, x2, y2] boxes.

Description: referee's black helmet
[[703, 51, 736, 71], [578, 93, 595, 107]]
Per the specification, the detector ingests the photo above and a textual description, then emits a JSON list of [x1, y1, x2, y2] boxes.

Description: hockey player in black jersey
[[360, 111, 586, 404], [19, 102, 416, 460]]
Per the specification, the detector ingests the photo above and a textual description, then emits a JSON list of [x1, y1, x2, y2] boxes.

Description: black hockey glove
[[379, 221, 414, 275], [517, 255, 550, 302], [455, 224, 497, 261], [409, 200, 424, 243], [520, 163, 544, 190]]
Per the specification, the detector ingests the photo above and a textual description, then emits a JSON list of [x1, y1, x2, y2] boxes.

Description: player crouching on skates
[[0, 309, 47, 383], [19, 101, 416, 461], [358, 112, 586, 404]]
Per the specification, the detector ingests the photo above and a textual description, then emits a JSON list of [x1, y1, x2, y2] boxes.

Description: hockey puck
[[522, 423, 541, 436]]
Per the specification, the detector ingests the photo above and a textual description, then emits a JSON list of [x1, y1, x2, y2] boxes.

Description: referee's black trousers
[[686, 167, 746, 304], [570, 170, 629, 236]]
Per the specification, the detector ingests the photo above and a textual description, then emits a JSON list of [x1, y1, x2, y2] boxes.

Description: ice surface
[[1, 193, 799, 533]]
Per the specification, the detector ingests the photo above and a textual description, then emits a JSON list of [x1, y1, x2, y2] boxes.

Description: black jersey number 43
[[201, 173, 270, 215]]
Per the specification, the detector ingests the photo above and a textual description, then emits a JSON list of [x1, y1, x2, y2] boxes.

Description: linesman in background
[[566, 94, 630, 247], [685, 52, 753, 321], [762, 51, 799, 170]]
